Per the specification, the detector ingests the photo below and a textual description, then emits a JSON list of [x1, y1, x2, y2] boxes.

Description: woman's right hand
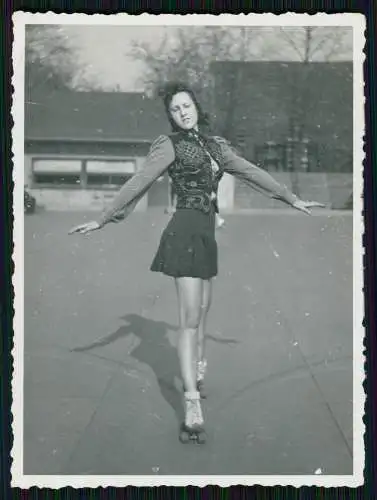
[[68, 220, 101, 235], [292, 199, 325, 215]]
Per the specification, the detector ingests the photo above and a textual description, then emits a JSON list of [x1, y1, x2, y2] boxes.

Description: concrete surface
[[23, 210, 353, 476]]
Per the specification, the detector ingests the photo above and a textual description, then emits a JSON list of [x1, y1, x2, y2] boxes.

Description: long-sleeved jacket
[[98, 131, 298, 227]]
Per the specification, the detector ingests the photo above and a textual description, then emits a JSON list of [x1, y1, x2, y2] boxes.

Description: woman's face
[[168, 91, 199, 131]]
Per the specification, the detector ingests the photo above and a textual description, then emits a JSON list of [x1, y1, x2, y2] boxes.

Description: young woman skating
[[70, 82, 323, 443]]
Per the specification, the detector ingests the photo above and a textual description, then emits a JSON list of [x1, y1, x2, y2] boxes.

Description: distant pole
[[304, 27, 313, 63], [300, 27, 313, 173], [240, 26, 247, 60]]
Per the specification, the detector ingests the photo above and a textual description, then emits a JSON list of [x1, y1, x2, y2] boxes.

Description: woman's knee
[[200, 298, 211, 316], [201, 280, 212, 311], [184, 308, 202, 330]]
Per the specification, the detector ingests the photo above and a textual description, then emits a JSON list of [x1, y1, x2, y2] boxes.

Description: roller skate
[[196, 358, 207, 399], [179, 391, 206, 444]]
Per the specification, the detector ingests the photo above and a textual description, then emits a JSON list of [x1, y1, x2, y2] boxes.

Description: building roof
[[25, 90, 170, 142]]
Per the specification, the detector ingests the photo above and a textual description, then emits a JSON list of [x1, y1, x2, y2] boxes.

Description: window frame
[[32, 157, 83, 188], [31, 155, 137, 190], [85, 158, 136, 189]]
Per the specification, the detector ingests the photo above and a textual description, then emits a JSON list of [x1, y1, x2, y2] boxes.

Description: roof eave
[[24, 136, 154, 144]]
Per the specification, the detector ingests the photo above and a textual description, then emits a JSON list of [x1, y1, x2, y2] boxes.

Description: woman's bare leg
[[196, 279, 213, 394], [175, 277, 203, 393], [197, 278, 213, 363]]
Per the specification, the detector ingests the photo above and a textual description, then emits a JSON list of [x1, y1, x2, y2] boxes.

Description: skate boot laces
[[184, 391, 204, 427], [197, 359, 207, 382]]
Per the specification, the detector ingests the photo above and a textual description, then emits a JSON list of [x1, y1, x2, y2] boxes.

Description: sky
[[54, 25, 353, 91], [63, 25, 173, 91]]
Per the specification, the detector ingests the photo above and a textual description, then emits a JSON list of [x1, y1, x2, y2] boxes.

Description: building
[[211, 61, 353, 209], [25, 90, 172, 211], [25, 61, 353, 212], [24, 89, 234, 212]]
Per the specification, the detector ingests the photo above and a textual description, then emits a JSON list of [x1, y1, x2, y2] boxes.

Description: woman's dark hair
[[158, 82, 210, 132]]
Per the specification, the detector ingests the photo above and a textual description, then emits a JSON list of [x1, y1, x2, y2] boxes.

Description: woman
[[69, 82, 323, 442]]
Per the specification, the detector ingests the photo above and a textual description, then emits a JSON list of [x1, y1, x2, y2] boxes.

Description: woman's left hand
[[68, 220, 101, 235], [292, 199, 326, 215]]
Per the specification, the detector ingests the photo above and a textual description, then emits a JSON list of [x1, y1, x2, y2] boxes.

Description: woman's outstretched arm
[[69, 135, 175, 235], [219, 141, 324, 214], [98, 135, 175, 226]]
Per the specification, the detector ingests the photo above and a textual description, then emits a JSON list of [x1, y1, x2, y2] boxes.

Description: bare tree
[[25, 25, 95, 97], [274, 27, 351, 134], [276, 26, 352, 63], [268, 27, 353, 192], [275, 26, 352, 136], [132, 25, 352, 187], [132, 26, 269, 146], [131, 27, 233, 98]]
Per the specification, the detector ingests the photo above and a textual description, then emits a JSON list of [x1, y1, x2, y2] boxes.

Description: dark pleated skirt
[[150, 208, 218, 279]]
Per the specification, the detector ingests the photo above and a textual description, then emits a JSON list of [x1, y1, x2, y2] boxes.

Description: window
[[33, 173, 81, 185], [86, 173, 131, 187], [31, 157, 138, 188], [86, 160, 136, 188], [32, 159, 82, 186]]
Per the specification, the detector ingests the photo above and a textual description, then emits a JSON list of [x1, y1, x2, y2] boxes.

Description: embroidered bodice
[[168, 131, 224, 213]]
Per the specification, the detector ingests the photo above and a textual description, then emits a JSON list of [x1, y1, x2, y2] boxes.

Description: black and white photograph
[[12, 13, 365, 487]]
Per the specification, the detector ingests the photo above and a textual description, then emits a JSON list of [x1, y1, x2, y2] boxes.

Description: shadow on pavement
[[71, 313, 183, 422], [71, 313, 241, 424]]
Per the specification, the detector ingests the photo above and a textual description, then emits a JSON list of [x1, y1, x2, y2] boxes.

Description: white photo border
[[11, 11, 366, 488]]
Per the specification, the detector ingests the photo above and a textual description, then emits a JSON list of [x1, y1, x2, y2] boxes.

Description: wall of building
[[27, 185, 148, 212], [25, 154, 148, 212], [25, 141, 352, 212], [24, 141, 151, 212], [234, 173, 352, 209]]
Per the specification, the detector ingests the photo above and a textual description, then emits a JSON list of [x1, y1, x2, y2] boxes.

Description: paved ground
[[23, 210, 353, 476]]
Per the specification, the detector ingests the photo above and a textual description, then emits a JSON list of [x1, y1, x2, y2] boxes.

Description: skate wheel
[[196, 431, 206, 444], [179, 429, 190, 444]]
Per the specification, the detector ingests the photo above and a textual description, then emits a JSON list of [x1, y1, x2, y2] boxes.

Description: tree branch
[[278, 28, 305, 60], [323, 31, 347, 61]]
